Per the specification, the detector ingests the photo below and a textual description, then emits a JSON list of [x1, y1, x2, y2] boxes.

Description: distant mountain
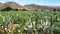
[[25, 4, 60, 11], [0, 2, 60, 11], [0, 2, 23, 10], [5, 2, 23, 9]]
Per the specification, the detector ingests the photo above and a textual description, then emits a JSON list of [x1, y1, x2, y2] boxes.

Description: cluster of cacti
[[0, 11, 60, 34]]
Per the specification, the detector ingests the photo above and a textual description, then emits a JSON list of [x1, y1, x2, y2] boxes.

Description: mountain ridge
[[0, 2, 60, 11]]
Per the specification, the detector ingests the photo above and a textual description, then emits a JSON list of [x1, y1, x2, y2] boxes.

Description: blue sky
[[0, 0, 60, 6]]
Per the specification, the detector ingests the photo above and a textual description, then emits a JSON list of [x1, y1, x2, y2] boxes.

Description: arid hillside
[[0, 2, 60, 11]]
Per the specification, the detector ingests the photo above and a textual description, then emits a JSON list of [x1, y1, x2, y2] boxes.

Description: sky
[[0, 0, 60, 6]]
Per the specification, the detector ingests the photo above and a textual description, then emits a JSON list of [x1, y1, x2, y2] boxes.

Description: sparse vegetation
[[35, 10, 38, 11], [22, 9, 26, 11], [1, 7, 12, 11]]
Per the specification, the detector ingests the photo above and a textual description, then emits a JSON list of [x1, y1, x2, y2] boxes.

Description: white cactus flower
[[18, 30, 21, 32], [5, 28, 7, 30], [46, 21, 48, 25], [1, 26, 3, 28], [24, 28, 27, 30], [28, 23, 32, 28], [33, 21, 35, 24]]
